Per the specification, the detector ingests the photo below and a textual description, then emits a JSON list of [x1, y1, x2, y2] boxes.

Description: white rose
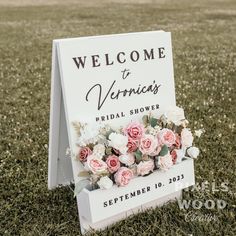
[[108, 132, 128, 154], [187, 147, 200, 159], [165, 106, 185, 125], [97, 176, 113, 190], [158, 153, 173, 171], [119, 154, 135, 166], [181, 128, 194, 148], [93, 144, 105, 159]]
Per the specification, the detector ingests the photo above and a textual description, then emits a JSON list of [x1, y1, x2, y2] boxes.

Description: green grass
[[0, 0, 235, 235]]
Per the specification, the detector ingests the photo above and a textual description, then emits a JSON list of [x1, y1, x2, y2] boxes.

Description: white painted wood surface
[[77, 158, 194, 234]]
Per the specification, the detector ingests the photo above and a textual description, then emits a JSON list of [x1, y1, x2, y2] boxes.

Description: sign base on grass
[[48, 31, 195, 234]]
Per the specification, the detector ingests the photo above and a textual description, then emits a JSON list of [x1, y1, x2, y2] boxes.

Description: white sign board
[[48, 31, 195, 234]]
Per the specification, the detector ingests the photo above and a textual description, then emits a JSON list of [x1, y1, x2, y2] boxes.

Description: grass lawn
[[0, 0, 235, 235]]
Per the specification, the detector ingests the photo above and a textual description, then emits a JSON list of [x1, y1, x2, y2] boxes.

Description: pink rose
[[181, 128, 193, 148], [78, 147, 92, 162], [137, 159, 155, 176], [114, 167, 133, 186], [150, 145, 162, 157], [158, 153, 173, 171], [173, 134, 181, 149], [158, 128, 176, 147], [127, 138, 138, 153], [106, 155, 120, 173], [171, 149, 184, 164], [86, 155, 108, 174], [123, 121, 145, 140], [139, 135, 158, 155], [170, 150, 177, 164]]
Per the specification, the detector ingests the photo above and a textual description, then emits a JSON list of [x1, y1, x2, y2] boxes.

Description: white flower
[[165, 106, 185, 125], [108, 132, 128, 154], [195, 129, 204, 138], [76, 123, 102, 146], [181, 128, 193, 148], [175, 149, 185, 163], [97, 176, 113, 189], [119, 154, 135, 166], [187, 147, 200, 159], [158, 153, 173, 171], [93, 144, 105, 159], [147, 125, 161, 136]]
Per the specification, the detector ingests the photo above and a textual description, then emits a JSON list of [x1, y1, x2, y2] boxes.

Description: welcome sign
[[48, 31, 195, 234]]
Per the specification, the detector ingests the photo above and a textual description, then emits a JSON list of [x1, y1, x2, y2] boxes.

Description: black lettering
[[117, 52, 126, 63], [72, 56, 86, 69], [91, 55, 101, 67], [144, 48, 154, 60], [130, 50, 140, 62], [158, 47, 165, 58], [105, 53, 114, 66]]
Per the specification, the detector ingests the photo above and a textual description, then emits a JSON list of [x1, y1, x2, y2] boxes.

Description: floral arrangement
[[73, 106, 200, 193]]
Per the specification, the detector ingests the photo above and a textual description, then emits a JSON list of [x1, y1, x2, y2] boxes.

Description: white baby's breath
[[76, 123, 103, 146], [147, 125, 161, 136], [195, 129, 204, 138]]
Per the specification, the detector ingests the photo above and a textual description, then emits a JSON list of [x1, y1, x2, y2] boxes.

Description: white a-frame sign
[[48, 31, 195, 234]]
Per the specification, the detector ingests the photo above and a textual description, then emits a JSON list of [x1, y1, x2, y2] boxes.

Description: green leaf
[[74, 179, 90, 197], [134, 149, 143, 163], [78, 171, 90, 177], [150, 117, 158, 127], [159, 145, 168, 156]]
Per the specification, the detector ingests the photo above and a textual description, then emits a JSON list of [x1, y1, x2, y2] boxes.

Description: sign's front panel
[[57, 31, 175, 132]]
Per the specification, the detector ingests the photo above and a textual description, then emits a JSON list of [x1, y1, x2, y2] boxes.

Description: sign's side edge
[[48, 41, 61, 189]]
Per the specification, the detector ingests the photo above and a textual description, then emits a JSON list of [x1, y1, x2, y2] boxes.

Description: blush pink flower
[[106, 155, 120, 173], [149, 145, 162, 157], [137, 159, 155, 176], [139, 135, 158, 155], [158, 153, 173, 171], [127, 138, 138, 153], [78, 147, 92, 162], [114, 167, 133, 186], [123, 121, 145, 140], [86, 155, 108, 174], [158, 128, 176, 147]]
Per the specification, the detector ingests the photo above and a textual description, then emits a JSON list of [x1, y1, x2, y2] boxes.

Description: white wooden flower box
[[77, 158, 194, 233]]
